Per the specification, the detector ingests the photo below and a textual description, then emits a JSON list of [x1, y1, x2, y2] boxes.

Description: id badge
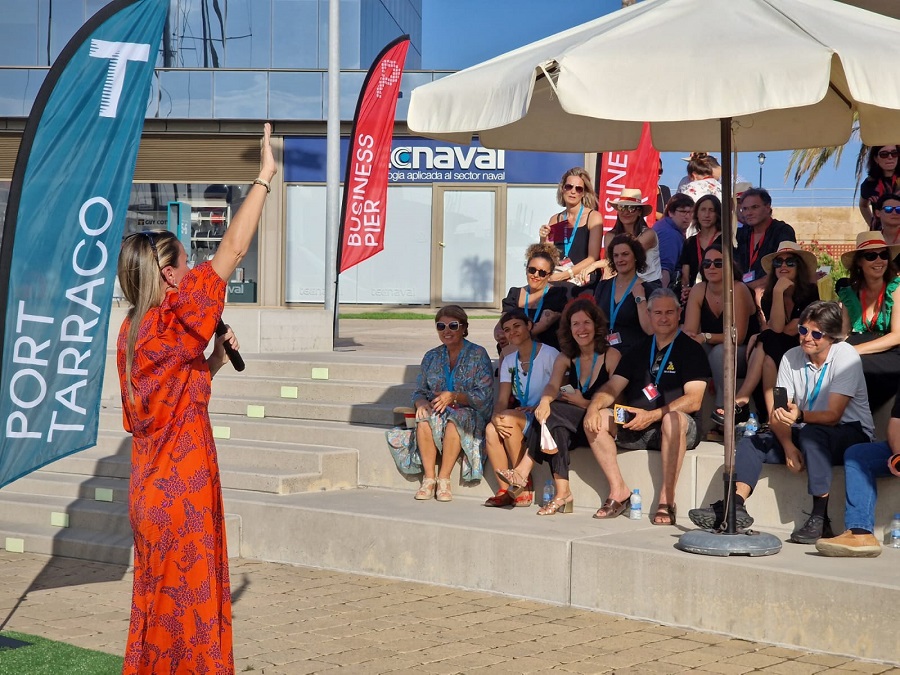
[[742, 270, 755, 283], [643, 383, 660, 401], [608, 332, 621, 346], [559, 257, 573, 267]]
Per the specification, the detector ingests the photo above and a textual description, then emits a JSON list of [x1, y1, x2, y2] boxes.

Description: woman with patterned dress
[[412, 305, 494, 502], [116, 124, 275, 674]]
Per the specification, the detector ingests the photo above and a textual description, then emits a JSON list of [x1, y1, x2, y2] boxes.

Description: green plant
[[803, 239, 848, 287]]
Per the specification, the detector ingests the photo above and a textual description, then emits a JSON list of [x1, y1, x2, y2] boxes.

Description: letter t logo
[[89, 39, 151, 118]]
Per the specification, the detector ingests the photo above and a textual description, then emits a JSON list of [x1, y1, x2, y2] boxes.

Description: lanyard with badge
[[513, 341, 538, 405], [803, 362, 829, 412], [607, 275, 638, 346], [744, 222, 770, 283], [644, 330, 680, 401], [559, 203, 584, 264], [574, 352, 600, 394], [524, 285, 548, 323]]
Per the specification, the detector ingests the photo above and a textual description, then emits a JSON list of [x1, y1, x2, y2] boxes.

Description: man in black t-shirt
[[584, 288, 711, 525], [734, 188, 796, 302]]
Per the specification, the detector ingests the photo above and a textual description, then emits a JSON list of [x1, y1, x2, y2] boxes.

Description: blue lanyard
[[650, 330, 680, 386], [608, 275, 638, 331], [514, 341, 538, 404], [443, 341, 468, 392], [562, 204, 584, 260], [574, 352, 600, 394], [804, 361, 829, 411], [524, 285, 548, 322]]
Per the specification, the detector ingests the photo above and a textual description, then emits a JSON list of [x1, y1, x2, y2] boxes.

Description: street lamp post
[[758, 152, 766, 188]]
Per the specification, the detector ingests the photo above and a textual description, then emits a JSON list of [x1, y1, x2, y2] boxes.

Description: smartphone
[[559, 384, 577, 395], [773, 386, 789, 411], [614, 404, 635, 424]]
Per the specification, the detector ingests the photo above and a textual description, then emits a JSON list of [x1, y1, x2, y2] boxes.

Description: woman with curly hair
[[489, 298, 620, 514], [500, 242, 569, 351], [539, 167, 604, 287]]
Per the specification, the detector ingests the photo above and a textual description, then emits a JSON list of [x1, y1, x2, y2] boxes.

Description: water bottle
[[542, 480, 555, 507], [735, 422, 746, 440], [887, 513, 900, 548], [629, 489, 642, 520], [744, 413, 759, 437]]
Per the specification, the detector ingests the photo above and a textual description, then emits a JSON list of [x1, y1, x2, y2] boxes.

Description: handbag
[[386, 427, 423, 475]]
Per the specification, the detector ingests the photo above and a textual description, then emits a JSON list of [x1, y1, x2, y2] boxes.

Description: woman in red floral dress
[[116, 124, 275, 674]]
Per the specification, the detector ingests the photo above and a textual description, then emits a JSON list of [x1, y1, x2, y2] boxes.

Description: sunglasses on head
[[772, 256, 798, 269], [563, 183, 585, 194], [798, 325, 825, 340], [436, 321, 461, 332], [126, 230, 165, 271], [526, 266, 550, 278], [616, 205, 641, 213], [878, 149, 899, 159], [701, 258, 724, 269], [860, 249, 890, 262], [881, 205, 900, 214]]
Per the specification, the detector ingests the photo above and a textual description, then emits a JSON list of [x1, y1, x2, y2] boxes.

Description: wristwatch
[[703, 332, 712, 343], [797, 409, 805, 424], [634, 295, 645, 304]]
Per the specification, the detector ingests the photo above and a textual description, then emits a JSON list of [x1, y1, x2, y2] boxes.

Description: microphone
[[216, 320, 245, 372]]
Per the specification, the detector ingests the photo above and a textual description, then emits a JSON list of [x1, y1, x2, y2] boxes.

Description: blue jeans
[[843, 441, 893, 533], [734, 422, 869, 497]]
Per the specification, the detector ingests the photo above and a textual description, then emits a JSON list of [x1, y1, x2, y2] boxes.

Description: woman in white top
[[592, 188, 662, 285]]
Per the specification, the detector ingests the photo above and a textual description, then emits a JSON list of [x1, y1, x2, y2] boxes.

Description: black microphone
[[216, 320, 245, 372]]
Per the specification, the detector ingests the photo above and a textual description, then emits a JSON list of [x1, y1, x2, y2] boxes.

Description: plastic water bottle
[[744, 413, 759, 437], [542, 480, 555, 507], [888, 513, 900, 548], [629, 489, 642, 520]]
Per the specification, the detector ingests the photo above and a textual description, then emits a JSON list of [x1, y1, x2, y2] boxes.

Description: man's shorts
[[615, 411, 700, 451]]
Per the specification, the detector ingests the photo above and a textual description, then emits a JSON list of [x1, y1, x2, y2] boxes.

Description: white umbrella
[[408, 0, 900, 544], [408, 0, 900, 153]]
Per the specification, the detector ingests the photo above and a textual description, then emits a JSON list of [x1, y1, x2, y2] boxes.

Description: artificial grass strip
[[0, 631, 122, 675]]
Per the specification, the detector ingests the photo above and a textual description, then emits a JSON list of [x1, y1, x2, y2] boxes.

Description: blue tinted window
[[270, 72, 323, 120], [222, 0, 272, 68], [156, 70, 213, 118], [214, 71, 267, 118], [272, 0, 318, 68], [0, 2, 39, 65], [0, 70, 45, 117]]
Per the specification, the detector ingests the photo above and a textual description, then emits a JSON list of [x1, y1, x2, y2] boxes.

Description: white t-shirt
[[777, 341, 874, 441], [500, 343, 559, 407]]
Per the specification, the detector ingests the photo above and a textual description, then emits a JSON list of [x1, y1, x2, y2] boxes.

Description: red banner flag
[[338, 36, 411, 273], [597, 123, 660, 231]]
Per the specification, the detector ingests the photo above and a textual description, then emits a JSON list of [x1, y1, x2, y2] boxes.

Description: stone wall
[[771, 206, 864, 246]]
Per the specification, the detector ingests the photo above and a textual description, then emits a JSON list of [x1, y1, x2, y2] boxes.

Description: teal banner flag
[[0, 0, 167, 487]]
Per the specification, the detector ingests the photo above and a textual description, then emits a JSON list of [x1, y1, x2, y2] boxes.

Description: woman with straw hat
[[836, 232, 900, 411], [598, 188, 662, 284]]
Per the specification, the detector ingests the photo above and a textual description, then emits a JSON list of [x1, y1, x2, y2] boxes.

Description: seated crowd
[[400, 171, 900, 559]]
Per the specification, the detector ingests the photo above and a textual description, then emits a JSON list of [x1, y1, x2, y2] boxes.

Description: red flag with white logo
[[338, 36, 411, 273], [597, 123, 660, 231]]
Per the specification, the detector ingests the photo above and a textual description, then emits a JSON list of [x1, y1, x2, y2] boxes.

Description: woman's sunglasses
[[701, 259, 724, 269], [798, 325, 825, 340], [563, 183, 585, 194], [526, 266, 550, 278], [860, 249, 890, 262], [436, 321, 461, 331], [880, 205, 900, 214], [772, 256, 798, 269], [616, 205, 641, 213], [878, 149, 899, 159]]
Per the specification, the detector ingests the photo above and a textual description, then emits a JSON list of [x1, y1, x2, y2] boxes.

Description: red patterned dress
[[117, 262, 233, 674]]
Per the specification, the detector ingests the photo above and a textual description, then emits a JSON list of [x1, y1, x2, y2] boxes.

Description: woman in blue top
[[500, 243, 569, 351], [412, 306, 494, 502], [592, 234, 654, 354]]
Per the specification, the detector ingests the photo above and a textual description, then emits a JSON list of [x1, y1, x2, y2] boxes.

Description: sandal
[[711, 403, 749, 427], [415, 478, 436, 500], [484, 489, 513, 507], [593, 496, 631, 519], [496, 469, 529, 497], [652, 503, 677, 526], [514, 484, 534, 508], [435, 478, 452, 502], [537, 495, 574, 516]]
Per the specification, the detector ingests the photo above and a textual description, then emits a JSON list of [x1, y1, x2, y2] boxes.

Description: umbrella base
[[677, 529, 782, 557]]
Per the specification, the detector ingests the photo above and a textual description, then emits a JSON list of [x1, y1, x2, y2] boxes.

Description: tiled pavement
[[0, 551, 897, 674]]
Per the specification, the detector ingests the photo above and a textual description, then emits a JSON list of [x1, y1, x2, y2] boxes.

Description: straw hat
[[734, 181, 752, 197], [760, 241, 819, 279], [840, 231, 900, 268], [607, 188, 653, 216]]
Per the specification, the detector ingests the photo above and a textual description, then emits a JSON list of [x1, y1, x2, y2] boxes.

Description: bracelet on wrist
[[252, 178, 271, 194]]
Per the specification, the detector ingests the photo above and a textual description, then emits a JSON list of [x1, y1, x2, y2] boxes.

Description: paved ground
[[1, 551, 896, 674]]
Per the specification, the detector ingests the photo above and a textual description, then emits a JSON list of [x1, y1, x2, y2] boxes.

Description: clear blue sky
[[420, 0, 863, 208]]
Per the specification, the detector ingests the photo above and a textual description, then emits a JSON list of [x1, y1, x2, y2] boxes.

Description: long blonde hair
[[117, 230, 180, 401]]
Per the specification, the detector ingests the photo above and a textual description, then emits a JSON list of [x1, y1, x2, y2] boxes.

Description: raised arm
[[211, 123, 278, 282]]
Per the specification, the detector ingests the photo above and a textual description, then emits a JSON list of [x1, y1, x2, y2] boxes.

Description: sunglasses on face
[[616, 205, 641, 213], [878, 149, 899, 159], [772, 256, 798, 269], [798, 325, 825, 340], [880, 205, 900, 214], [563, 183, 585, 194], [701, 258, 724, 269], [436, 321, 461, 332], [860, 249, 890, 262], [526, 266, 550, 278]]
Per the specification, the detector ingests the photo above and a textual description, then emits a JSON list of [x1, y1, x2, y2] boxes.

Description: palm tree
[[784, 113, 867, 191]]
